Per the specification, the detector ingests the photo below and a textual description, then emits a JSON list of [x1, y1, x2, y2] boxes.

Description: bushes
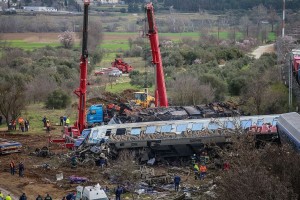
[[45, 89, 71, 109]]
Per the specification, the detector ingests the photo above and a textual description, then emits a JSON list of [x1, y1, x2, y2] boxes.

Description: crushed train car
[[0, 138, 22, 154]]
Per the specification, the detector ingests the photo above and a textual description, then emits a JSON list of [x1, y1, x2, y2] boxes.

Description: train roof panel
[[278, 112, 300, 142], [182, 106, 201, 116]]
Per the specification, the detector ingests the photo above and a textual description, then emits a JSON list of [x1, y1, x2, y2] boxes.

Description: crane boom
[[74, 0, 90, 133], [145, 3, 168, 107]]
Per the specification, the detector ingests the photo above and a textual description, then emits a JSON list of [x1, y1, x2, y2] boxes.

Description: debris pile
[[118, 102, 241, 123]]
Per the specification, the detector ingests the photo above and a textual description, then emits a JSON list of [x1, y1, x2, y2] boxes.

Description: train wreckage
[[73, 113, 279, 163]]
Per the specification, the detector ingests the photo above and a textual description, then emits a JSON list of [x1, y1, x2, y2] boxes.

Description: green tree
[[0, 71, 27, 128], [46, 89, 71, 109]]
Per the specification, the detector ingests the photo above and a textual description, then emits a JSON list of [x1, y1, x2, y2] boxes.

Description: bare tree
[[87, 19, 103, 53], [58, 30, 75, 49], [25, 72, 58, 103], [239, 15, 252, 38], [168, 74, 216, 105], [216, 136, 297, 200], [268, 7, 280, 32], [251, 4, 268, 41]]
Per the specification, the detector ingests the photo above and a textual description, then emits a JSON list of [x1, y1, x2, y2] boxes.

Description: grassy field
[[101, 39, 130, 51], [0, 103, 77, 134], [8, 40, 60, 50]]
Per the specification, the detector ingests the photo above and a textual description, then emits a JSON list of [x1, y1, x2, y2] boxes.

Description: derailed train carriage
[[77, 114, 279, 159], [277, 112, 300, 151]]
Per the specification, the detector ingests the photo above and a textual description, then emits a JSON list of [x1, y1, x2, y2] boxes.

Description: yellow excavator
[[133, 89, 155, 108]]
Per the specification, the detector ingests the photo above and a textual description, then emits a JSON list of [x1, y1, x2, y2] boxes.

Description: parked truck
[[111, 58, 134, 73]]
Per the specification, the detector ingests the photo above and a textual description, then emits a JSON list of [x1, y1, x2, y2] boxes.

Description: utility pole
[[282, 0, 285, 37], [289, 52, 292, 111]]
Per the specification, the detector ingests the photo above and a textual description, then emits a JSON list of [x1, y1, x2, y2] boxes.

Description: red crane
[[145, 3, 168, 107], [74, 0, 90, 133]]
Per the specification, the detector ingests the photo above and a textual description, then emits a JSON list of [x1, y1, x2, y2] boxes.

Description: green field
[[101, 40, 130, 51], [105, 81, 139, 93], [8, 40, 60, 50]]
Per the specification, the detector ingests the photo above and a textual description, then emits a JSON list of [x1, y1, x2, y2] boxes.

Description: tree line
[[163, 0, 300, 12], [125, 34, 289, 115], [0, 18, 104, 127]]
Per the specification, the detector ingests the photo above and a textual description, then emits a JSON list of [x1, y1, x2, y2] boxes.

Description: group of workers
[[59, 116, 70, 126], [0, 191, 11, 200], [9, 160, 24, 177], [8, 117, 29, 132], [42, 116, 70, 133], [192, 152, 209, 180], [0, 190, 53, 200]]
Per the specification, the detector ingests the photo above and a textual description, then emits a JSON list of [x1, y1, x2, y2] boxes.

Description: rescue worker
[[18, 117, 24, 131], [174, 175, 181, 192], [115, 185, 123, 200], [66, 192, 76, 200], [99, 153, 107, 169], [65, 118, 70, 126], [199, 164, 207, 180], [42, 116, 47, 127], [5, 194, 11, 200], [19, 162, 25, 177], [24, 119, 29, 132], [10, 160, 15, 175], [191, 154, 197, 165], [71, 156, 77, 168], [193, 163, 199, 180], [223, 161, 230, 171], [20, 120, 25, 132], [60, 116, 64, 126], [19, 193, 27, 200], [36, 195, 43, 200], [0, 190, 4, 200], [199, 152, 206, 165], [44, 194, 52, 200], [46, 120, 51, 133]]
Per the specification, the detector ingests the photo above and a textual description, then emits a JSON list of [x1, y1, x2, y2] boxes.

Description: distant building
[[99, 0, 119, 4], [23, 6, 57, 12]]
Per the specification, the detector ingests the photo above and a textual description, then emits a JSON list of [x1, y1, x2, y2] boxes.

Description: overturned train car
[[78, 114, 279, 158]]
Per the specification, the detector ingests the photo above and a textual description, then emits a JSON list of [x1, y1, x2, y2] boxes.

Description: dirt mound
[[86, 89, 139, 106]]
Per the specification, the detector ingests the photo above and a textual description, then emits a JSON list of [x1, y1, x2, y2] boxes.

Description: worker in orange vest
[[199, 164, 207, 180], [10, 160, 15, 175]]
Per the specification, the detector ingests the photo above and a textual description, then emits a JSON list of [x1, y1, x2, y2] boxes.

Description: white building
[[98, 0, 119, 4], [23, 6, 57, 12]]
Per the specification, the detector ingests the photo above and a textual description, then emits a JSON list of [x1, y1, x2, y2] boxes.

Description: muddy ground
[[0, 131, 217, 200]]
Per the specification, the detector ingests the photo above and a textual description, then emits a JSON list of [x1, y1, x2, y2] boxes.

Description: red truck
[[111, 58, 134, 73]]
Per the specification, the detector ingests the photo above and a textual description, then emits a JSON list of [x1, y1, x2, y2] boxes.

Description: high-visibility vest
[[193, 164, 199, 171], [5, 195, 11, 200], [66, 118, 70, 124]]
